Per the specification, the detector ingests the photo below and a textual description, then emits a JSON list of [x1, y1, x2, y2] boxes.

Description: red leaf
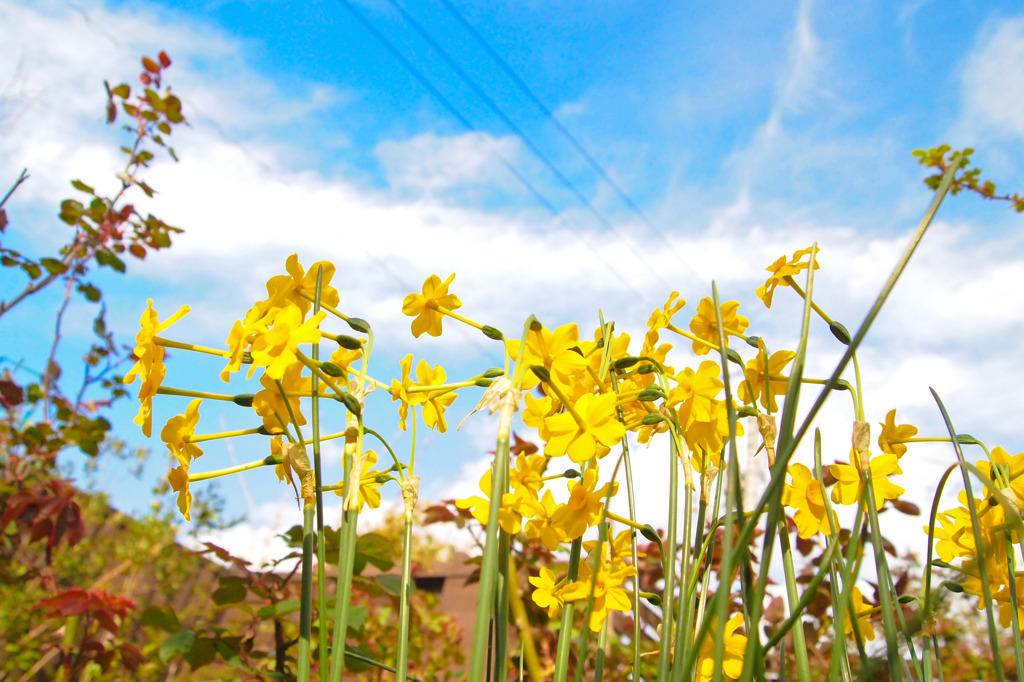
[[142, 56, 160, 73], [158, 51, 172, 67], [120, 643, 144, 671], [139, 72, 152, 86], [94, 607, 119, 634]]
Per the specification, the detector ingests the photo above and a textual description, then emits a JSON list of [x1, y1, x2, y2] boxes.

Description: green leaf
[[95, 249, 126, 273], [59, 199, 84, 225], [353, 532, 394, 575], [347, 604, 368, 629], [141, 605, 181, 633], [21, 261, 41, 279], [183, 638, 217, 668], [40, 258, 68, 276], [71, 179, 94, 195], [374, 574, 406, 596], [111, 83, 131, 99], [159, 630, 195, 662], [212, 577, 247, 605], [76, 283, 102, 302], [257, 599, 301, 619]]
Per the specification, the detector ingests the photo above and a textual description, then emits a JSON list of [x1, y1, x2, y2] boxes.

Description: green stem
[[657, 433, 680, 681], [312, 266, 329, 677], [395, 512, 415, 681], [553, 538, 583, 682], [297, 502, 315, 682]]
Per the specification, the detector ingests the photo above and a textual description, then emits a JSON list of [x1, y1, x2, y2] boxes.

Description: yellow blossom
[[550, 467, 618, 539], [647, 291, 686, 332], [689, 297, 749, 355], [248, 306, 326, 380], [415, 360, 457, 433], [264, 253, 340, 316], [168, 464, 192, 521], [844, 586, 876, 642], [159, 399, 203, 468], [829, 451, 904, 510], [781, 463, 836, 538], [877, 409, 918, 457], [543, 392, 625, 464], [738, 348, 795, 413], [695, 614, 747, 682], [332, 449, 387, 511], [507, 323, 589, 392], [123, 299, 190, 437], [252, 362, 311, 433], [529, 567, 566, 618], [755, 246, 818, 308], [402, 273, 461, 338]]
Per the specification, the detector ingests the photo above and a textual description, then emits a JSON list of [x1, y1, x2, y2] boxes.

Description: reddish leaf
[[138, 72, 151, 86], [129, 243, 146, 259], [142, 56, 160, 73], [120, 643, 145, 671], [158, 51, 172, 67]]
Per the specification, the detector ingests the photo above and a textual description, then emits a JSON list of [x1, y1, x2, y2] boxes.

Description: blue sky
[[2, 0, 1023, 561]]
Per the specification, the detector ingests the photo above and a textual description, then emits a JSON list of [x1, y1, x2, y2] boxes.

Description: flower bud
[[613, 357, 640, 370], [336, 334, 362, 350], [481, 325, 504, 341], [829, 321, 851, 345], [232, 393, 255, 407], [346, 317, 371, 333], [638, 387, 665, 402], [320, 362, 345, 377]]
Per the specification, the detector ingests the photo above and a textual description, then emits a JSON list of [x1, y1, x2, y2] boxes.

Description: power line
[[439, 0, 654, 230], [333, 0, 648, 297], [378, 0, 680, 292], [437, 0, 700, 282], [386, 0, 615, 231]]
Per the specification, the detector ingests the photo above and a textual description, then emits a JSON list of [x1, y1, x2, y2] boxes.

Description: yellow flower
[[160, 399, 203, 468], [829, 451, 904, 509], [843, 586, 876, 642], [695, 613, 747, 682], [248, 305, 326, 380], [755, 246, 818, 308], [506, 323, 588, 392], [390, 354, 420, 430], [402, 273, 461, 338], [523, 490, 567, 551], [123, 299, 190, 437], [252, 361, 311, 433], [671, 360, 722, 429], [877, 409, 917, 457], [510, 452, 548, 500], [781, 463, 836, 539], [415, 360, 457, 433], [689, 297, 749, 355], [332, 449, 387, 511], [264, 253, 340, 316], [559, 553, 636, 632], [168, 464, 192, 521], [529, 567, 566, 618], [647, 291, 686, 332], [550, 467, 618, 540], [220, 304, 270, 382], [738, 348, 796, 413], [543, 392, 625, 464], [455, 468, 526, 535]]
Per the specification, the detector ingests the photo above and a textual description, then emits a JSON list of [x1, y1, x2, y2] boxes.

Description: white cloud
[[375, 131, 523, 195], [960, 14, 1024, 140]]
